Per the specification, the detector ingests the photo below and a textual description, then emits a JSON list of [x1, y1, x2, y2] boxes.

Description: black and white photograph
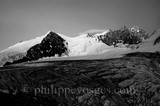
[[0, 0, 160, 105]]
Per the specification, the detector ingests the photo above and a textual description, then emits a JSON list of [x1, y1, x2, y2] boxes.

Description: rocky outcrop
[[0, 52, 160, 105], [26, 31, 68, 60], [96, 26, 149, 47]]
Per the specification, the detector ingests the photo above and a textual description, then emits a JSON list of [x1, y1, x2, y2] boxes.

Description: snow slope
[[0, 31, 51, 54], [66, 30, 115, 56], [67, 37, 108, 56]]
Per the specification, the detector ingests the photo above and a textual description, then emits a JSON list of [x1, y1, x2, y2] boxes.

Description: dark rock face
[[26, 31, 68, 60], [96, 26, 148, 47], [0, 52, 160, 105], [154, 36, 160, 45]]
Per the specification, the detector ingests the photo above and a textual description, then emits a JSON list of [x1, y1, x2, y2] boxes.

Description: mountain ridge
[[0, 26, 160, 67]]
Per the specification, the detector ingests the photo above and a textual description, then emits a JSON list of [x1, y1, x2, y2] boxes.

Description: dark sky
[[0, 0, 160, 51]]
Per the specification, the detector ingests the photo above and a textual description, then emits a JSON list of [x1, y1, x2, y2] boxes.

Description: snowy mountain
[[0, 26, 160, 67], [0, 30, 110, 67]]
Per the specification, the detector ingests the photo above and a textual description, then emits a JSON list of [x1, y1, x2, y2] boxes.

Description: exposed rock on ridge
[[26, 31, 68, 60]]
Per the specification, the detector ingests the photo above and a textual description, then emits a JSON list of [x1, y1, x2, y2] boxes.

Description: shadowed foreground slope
[[0, 52, 160, 106]]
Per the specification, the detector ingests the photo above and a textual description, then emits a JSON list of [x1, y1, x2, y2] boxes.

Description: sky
[[0, 0, 160, 51]]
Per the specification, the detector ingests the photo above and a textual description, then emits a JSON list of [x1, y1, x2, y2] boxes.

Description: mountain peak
[[130, 26, 141, 32]]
